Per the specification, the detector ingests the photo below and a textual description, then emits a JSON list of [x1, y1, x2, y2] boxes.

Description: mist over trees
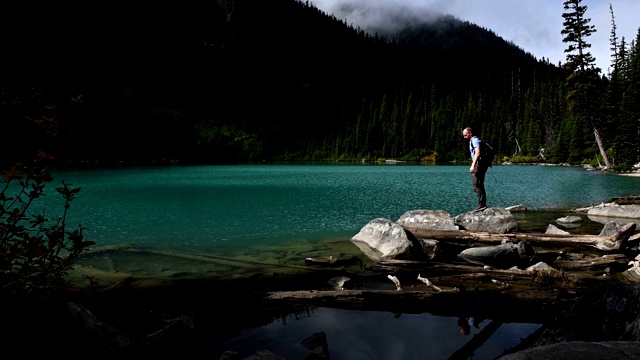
[[1, 0, 639, 167]]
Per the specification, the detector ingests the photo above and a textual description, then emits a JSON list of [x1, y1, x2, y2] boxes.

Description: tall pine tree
[[561, 0, 611, 167]]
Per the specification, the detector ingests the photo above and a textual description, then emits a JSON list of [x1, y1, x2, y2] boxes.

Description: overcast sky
[[312, 0, 640, 74]]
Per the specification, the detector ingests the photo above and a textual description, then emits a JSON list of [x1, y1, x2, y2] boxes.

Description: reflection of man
[[471, 317, 482, 328], [457, 317, 470, 336]]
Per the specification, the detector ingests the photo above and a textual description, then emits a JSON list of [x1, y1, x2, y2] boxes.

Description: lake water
[[49, 163, 639, 255], [43, 163, 640, 359]]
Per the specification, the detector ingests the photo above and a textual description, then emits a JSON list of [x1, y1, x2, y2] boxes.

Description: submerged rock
[[556, 215, 583, 223], [458, 241, 536, 268]]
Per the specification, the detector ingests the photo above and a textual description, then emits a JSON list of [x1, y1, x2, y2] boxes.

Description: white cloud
[[312, 0, 640, 74]]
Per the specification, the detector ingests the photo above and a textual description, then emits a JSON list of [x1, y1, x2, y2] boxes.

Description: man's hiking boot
[[473, 205, 488, 212]]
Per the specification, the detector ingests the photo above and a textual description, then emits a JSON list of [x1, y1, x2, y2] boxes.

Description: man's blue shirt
[[469, 136, 481, 158]]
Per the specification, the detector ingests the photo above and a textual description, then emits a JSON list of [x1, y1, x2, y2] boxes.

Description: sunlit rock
[[526, 261, 555, 271], [546, 224, 570, 234], [556, 215, 583, 223], [396, 209, 459, 230], [588, 204, 640, 219], [350, 218, 420, 261], [453, 207, 519, 233]]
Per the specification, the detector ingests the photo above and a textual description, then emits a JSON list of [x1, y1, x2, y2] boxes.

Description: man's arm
[[470, 140, 481, 172]]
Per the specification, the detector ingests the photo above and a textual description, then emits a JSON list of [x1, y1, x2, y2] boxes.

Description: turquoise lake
[[49, 162, 640, 254], [40, 163, 640, 359]]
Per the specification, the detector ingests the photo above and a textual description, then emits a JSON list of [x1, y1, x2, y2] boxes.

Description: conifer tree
[[621, 28, 640, 163], [561, 0, 611, 167], [608, 4, 619, 77]]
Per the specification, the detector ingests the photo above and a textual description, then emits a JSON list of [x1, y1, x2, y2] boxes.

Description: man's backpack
[[479, 140, 495, 167]]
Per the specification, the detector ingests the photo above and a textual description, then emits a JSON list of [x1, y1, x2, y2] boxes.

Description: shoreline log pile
[[263, 205, 640, 323]]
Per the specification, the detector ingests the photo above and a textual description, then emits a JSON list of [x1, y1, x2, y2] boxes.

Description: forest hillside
[[2, 0, 636, 166]]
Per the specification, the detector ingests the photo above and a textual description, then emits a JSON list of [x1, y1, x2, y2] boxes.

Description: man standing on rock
[[462, 127, 488, 212]]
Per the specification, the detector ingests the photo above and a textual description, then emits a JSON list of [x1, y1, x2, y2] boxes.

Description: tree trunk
[[594, 127, 612, 169], [402, 223, 636, 252]]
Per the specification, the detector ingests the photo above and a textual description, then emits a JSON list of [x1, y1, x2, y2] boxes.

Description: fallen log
[[548, 253, 630, 272], [261, 253, 618, 324], [572, 201, 616, 213], [262, 286, 572, 324], [367, 256, 628, 276], [364, 259, 610, 290], [403, 223, 636, 252]]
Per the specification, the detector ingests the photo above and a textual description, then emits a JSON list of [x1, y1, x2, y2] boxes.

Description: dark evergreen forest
[[1, 0, 639, 166]]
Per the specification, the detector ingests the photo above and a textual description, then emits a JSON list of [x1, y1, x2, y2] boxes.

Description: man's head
[[462, 127, 473, 140]]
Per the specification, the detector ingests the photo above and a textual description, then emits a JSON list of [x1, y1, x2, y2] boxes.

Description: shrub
[[0, 156, 94, 298], [509, 155, 543, 164], [613, 162, 632, 172], [1, 104, 96, 301]]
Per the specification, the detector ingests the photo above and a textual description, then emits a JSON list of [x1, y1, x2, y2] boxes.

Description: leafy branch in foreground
[[0, 154, 95, 298]]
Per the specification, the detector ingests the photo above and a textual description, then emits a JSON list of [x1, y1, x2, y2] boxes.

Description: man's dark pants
[[472, 163, 488, 208]]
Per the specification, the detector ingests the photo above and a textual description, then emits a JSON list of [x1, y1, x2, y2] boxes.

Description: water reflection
[[204, 307, 542, 360]]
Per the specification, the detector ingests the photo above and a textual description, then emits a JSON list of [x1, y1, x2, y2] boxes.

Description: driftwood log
[[403, 223, 637, 251], [261, 224, 640, 323], [263, 258, 615, 323]]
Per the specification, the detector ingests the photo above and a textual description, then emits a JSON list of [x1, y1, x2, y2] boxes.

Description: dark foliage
[[0, 106, 94, 298], [0, 0, 638, 165]]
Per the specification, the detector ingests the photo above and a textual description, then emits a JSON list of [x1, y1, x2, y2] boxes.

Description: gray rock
[[415, 238, 468, 262], [599, 221, 621, 236], [555, 216, 583, 229], [599, 221, 636, 237], [453, 207, 519, 233], [416, 238, 438, 260], [505, 204, 527, 213], [397, 209, 459, 230], [556, 215, 583, 223], [588, 204, 640, 219], [350, 218, 419, 261], [525, 262, 554, 271], [545, 224, 570, 235], [589, 214, 640, 227]]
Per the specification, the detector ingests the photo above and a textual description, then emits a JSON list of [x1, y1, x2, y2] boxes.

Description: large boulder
[[350, 218, 423, 261], [588, 204, 640, 219], [396, 210, 465, 261], [396, 209, 459, 230], [598, 221, 636, 236], [453, 207, 519, 233]]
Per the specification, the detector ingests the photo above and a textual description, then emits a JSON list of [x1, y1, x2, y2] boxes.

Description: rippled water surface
[[48, 163, 640, 254], [41, 163, 639, 359]]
